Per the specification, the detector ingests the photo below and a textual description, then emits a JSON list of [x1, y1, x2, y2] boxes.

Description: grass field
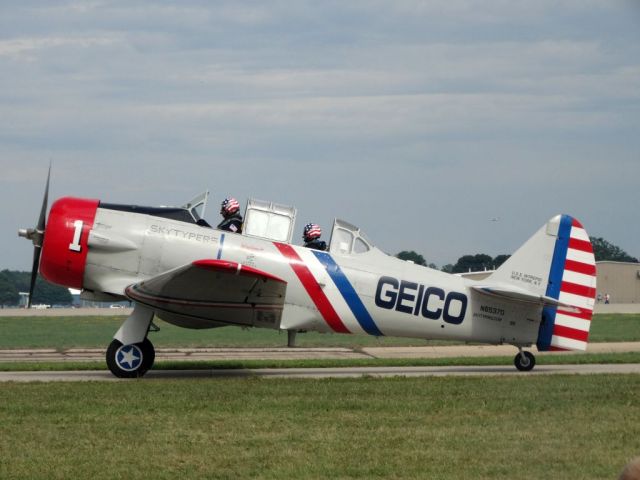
[[0, 375, 638, 479], [0, 313, 639, 350], [589, 314, 640, 342]]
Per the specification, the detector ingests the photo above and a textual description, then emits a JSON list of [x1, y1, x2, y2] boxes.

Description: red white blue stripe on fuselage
[[312, 251, 384, 336], [274, 242, 384, 336]]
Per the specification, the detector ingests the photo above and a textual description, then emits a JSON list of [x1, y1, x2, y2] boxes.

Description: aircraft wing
[[471, 285, 578, 311], [125, 259, 287, 327]]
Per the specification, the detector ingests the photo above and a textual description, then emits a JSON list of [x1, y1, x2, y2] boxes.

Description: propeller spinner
[[18, 165, 50, 308]]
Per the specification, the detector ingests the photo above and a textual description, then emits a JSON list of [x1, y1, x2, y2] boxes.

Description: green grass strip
[[0, 313, 639, 349], [0, 375, 638, 479]]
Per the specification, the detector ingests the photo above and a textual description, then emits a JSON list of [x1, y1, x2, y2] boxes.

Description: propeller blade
[[37, 163, 51, 234], [27, 163, 50, 309], [27, 246, 42, 309]]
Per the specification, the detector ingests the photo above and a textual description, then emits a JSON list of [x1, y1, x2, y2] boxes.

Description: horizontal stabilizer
[[471, 285, 578, 311]]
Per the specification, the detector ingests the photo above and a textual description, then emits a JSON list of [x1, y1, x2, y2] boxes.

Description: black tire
[[140, 338, 155, 372], [514, 351, 536, 372], [106, 338, 155, 378]]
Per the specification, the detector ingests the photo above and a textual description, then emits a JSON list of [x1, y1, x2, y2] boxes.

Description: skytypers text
[[374, 276, 468, 324]]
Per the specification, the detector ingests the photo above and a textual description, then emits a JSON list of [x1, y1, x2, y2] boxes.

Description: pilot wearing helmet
[[217, 197, 243, 233], [303, 223, 327, 251]]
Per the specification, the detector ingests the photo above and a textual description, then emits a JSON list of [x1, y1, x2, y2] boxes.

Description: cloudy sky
[[2, 0, 639, 271]]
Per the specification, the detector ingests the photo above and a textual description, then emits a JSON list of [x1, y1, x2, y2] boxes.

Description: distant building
[[69, 289, 82, 308], [596, 261, 640, 304], [457, 261, 640, 304], [18, 292, 29, 308]]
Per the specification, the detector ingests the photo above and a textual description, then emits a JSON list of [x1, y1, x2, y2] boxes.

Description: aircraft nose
[[39, 197, 100, 289]]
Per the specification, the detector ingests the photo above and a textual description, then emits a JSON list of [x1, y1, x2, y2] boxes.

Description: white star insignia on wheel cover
[[116, 345, 143, 371]]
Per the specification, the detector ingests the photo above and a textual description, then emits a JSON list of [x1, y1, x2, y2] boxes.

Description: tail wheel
[[106, 338, 155, 378], [514, 350, 536, 372]]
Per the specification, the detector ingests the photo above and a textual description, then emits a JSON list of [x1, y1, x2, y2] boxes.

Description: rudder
[[537, 215, 596, 351]]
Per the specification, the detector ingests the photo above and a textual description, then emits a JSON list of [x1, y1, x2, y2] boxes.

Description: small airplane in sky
[[19, 169, 596, 377]]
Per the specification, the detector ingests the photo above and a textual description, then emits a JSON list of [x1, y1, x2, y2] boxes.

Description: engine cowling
[[40, 197, 99, 289]]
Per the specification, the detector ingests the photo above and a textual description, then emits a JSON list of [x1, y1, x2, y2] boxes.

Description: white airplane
[[19, 171, 596, 377]]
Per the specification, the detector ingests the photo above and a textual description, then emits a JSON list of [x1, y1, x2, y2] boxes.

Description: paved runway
[[1, 363, 639, 382]]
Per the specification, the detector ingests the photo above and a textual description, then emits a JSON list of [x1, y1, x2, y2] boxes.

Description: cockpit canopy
[[328, 219, 374, 255], [242, 198, 297, 243], [102, 192, 375, 255], [241, 200, 374, 254]]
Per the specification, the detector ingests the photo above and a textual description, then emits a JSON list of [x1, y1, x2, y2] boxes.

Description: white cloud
[[1, 1, 639, 269], [0, 34, 124, 59]]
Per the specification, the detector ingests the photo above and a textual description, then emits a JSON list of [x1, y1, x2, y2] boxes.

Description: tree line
[[0, 270, 72, 306], [396, 236, 637, 273], [396, 251, 510, 273]]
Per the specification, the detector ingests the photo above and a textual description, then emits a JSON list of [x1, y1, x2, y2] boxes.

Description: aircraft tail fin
[[484, 215, 596, 351]]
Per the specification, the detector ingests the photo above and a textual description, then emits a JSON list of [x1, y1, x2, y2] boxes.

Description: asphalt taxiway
[[1, 341, 639, 363], [1, 363, 639, 382]]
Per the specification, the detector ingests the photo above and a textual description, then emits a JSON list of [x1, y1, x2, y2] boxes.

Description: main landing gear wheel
[[514, 350, 536, 372], [106, 338, 155, 378]]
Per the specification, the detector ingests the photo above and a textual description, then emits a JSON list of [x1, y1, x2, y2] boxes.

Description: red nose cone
[[40, 197, 99, 289]]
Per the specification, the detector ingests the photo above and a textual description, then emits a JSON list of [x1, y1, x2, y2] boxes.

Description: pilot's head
[[303, 223, 322, 242], [220, 197, 240, 218]]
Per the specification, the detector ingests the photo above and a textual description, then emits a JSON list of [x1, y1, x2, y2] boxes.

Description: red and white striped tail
[[543, 216, 597, 351]]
